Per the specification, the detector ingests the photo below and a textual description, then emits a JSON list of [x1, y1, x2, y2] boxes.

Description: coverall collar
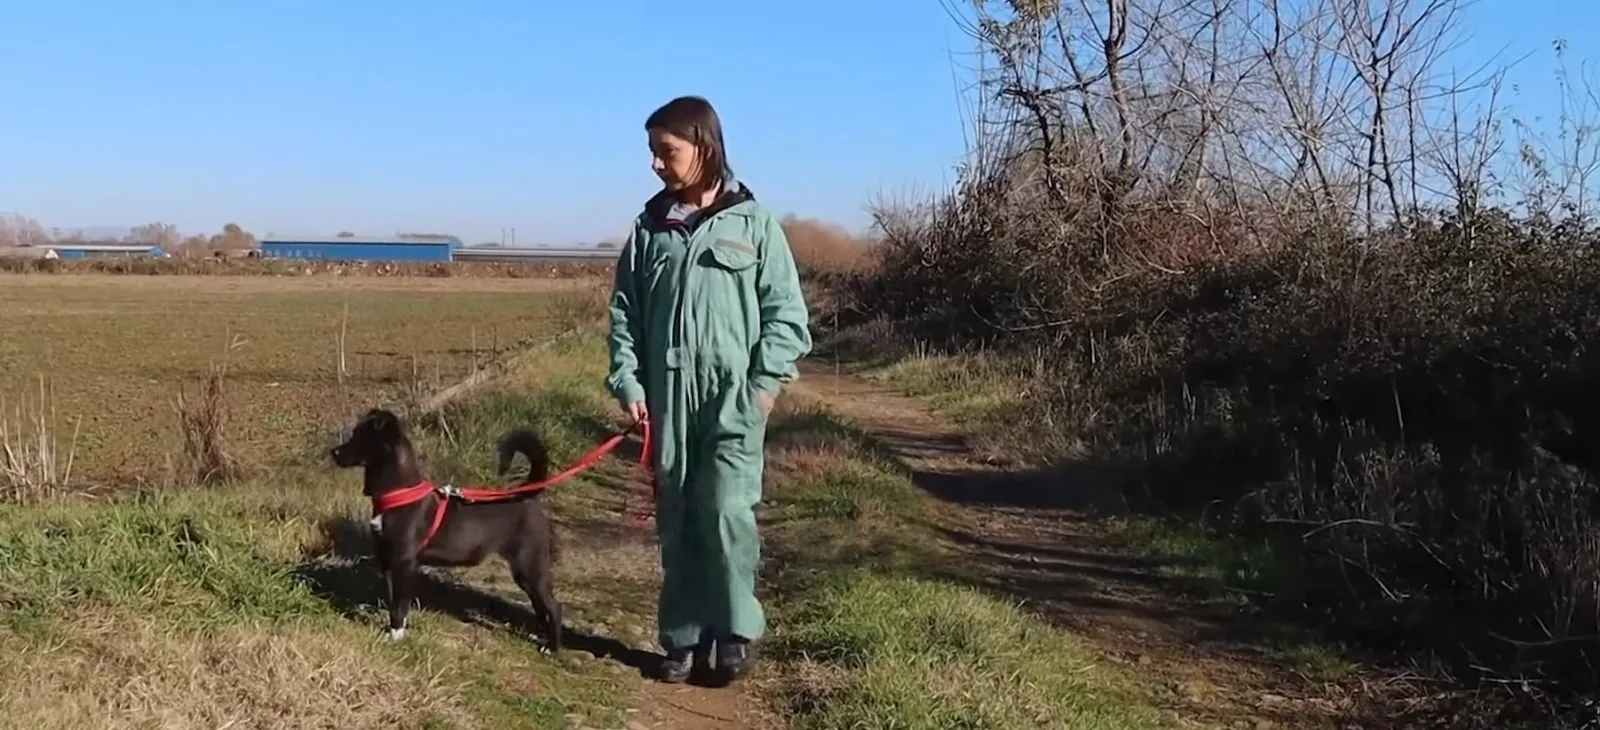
[[643, 175, 754, 233]]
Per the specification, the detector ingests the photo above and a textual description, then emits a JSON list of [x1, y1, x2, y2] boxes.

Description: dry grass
[[780, 216, 876, 276], [0, 376, 79, 501], [0, 612, 476, 730], [173, 368, 237, 484]]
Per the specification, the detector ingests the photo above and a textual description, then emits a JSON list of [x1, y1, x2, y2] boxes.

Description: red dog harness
[[370, 418, 656, 551]]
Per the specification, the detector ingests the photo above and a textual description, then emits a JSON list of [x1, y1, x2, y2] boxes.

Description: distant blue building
[[259, 235, 460, 262], [45, 243, 167, 260]]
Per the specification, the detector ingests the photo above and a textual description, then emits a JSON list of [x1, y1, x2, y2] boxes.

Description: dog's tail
[[495, 429, 551, 487]]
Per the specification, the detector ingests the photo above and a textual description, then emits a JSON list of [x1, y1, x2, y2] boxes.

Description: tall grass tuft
[[0, 375, 80, 502], [174, 369, 236, 485], [173, 333, 247, 485]]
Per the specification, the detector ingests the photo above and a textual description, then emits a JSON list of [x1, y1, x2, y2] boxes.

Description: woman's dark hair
[[646, 95, 731, 188]]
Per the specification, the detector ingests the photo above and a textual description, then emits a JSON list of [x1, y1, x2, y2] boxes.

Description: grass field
[[0, 274, 603, 485], [0, 272, 1171, 729]]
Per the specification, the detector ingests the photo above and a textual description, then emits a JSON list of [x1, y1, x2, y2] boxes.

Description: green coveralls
[[605, 183, 812, 652]]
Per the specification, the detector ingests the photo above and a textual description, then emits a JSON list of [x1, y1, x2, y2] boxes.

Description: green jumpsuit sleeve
[[748, 213, 814, 396], [605, 224, 649, 406]]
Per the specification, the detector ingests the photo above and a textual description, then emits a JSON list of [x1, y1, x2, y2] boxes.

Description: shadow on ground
[[925, 515, 1262, 640], [910, 463, 1139, 513], [294, 515, 659, 676]]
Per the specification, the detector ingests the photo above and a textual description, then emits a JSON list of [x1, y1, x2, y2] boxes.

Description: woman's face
[[648, 128, 702, 191]]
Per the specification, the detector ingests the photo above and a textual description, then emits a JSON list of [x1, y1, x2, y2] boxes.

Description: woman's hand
[[624, 400, 649, 423]]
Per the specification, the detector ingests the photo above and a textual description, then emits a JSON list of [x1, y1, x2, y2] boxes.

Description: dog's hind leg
[[386, 559, 420, 641], [513, 563, 562, 654]]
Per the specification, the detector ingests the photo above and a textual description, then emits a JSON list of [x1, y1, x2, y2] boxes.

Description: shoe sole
[[657, 667, 692, 683], [716, 658, 759, 685]]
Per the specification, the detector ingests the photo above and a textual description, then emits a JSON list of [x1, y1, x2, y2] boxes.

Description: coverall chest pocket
[[695, 238, 761, 368], [698, 238, 759, 290]]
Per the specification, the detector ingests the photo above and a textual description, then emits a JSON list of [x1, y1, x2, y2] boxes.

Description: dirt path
[[624, 682, 774, 730], [553, 517, 780, 730], [786, 360, 1386, 730], [594, 358, 1396, 729]]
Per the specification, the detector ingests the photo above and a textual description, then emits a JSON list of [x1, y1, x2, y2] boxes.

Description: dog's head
[[330, 408, 405, 468]]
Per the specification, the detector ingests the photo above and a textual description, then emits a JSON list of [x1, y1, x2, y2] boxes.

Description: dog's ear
[[362, 408, 401, 435]]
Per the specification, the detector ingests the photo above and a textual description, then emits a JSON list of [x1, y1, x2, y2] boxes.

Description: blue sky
[[0, 1, 1593, 245]]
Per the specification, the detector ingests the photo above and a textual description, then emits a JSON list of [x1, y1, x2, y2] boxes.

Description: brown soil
[[0, 257, 613, 279], [0, 271, 606, 294], [626, 682, 777, 730], [552, 521, 782, 730]]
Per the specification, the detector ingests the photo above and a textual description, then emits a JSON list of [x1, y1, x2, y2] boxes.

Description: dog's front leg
[[386, 559, 419, 641]]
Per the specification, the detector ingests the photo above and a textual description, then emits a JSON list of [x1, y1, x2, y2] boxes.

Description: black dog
[[330, 408, 563, 653]]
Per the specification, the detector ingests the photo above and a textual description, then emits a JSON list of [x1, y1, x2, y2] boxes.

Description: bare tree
[[1506, 40, 1600, 222], [209, 223, 257, 251], [1418, 68, 1506, 234], [177, 234, 212, 257], [960, 0, 1487, 249], [0, 214, 48, 247], [1324, 0, 1468, 228], [127, 222, 181, 248]]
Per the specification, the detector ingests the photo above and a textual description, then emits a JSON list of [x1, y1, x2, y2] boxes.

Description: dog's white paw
[[538, 645, 555, 656], [386, 627, 407, 642]]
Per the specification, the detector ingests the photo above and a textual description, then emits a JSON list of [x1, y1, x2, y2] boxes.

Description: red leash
[[370, 417, 656, 550]]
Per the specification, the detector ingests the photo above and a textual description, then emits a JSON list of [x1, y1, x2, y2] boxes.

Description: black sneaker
[[658, 641, 711, 684], [658, 648, 693, 683], [715, 637, 759, 684]]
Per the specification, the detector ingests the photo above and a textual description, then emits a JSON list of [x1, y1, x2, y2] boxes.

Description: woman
[[605, 95, 812, 685]]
